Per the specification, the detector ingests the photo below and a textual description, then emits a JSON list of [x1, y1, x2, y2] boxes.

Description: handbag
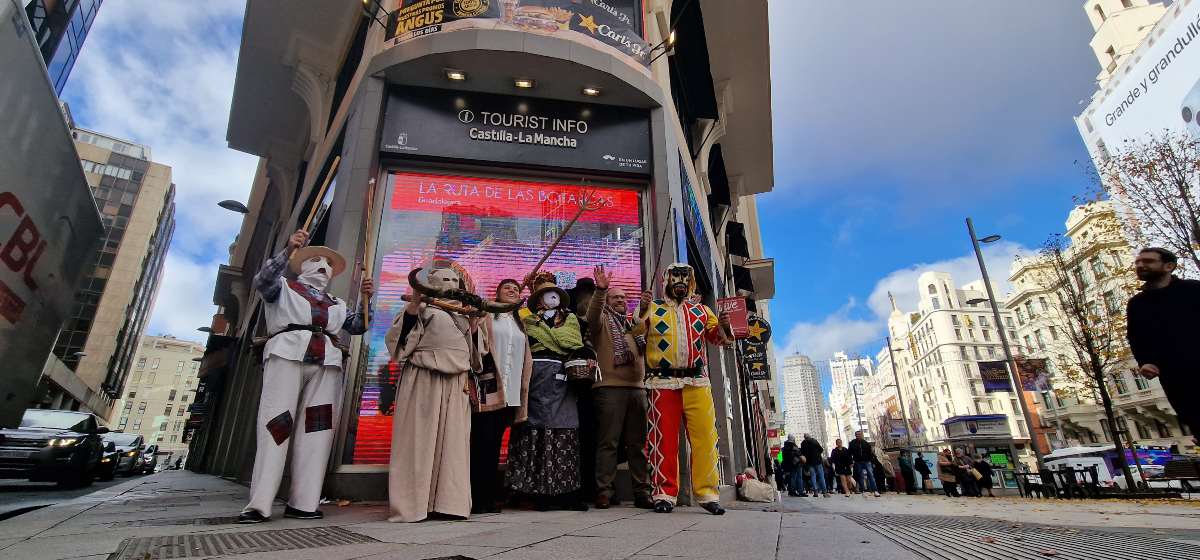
[[969, 468, 984, 481], [564, 358, 594, 381], [922, 479, 933, 490]]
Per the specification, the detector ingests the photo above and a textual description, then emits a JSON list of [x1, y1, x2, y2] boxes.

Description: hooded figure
[[239, 230, 371, 524], [505, 272, 588, 510], [635, 263, 731, 515], [385, 261, 482, 522]]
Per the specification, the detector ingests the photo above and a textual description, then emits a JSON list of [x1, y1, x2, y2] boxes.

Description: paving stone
[[354, 543, 512, 559], [346, 521, 520, 545], [638, 527, 779, 558]]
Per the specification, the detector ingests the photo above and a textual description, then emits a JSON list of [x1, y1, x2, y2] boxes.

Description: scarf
[[604, 304, 634, 366]]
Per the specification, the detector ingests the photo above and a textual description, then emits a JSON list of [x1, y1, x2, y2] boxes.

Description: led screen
[[348, 171, 644, 464]]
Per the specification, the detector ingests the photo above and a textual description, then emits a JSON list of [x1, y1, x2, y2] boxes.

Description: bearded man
[[1126, 247, 1200, 440], [637, 263, 732, 515], [239, 229, 372, 524]]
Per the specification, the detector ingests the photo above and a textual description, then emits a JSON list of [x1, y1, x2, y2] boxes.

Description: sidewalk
[[2, 472, 1199, 560]]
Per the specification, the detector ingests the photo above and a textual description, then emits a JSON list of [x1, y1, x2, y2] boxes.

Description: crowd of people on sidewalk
[[774, 430, 1002, 499], [236, 232, 740, 525]]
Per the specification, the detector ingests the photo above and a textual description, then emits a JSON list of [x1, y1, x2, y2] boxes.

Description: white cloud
[[63, 1, 256, 340], [777, 241, 1032, 363]]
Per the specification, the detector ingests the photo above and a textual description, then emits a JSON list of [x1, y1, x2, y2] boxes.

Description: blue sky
[[61, 2, 1104, 398]]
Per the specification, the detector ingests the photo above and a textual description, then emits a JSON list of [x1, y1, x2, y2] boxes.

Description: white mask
[[540, 291, 561, 320], [429, 268, 461, 291], [298, 256, 331, 291]]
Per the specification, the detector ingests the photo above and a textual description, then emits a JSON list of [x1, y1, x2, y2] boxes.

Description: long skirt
[[505, 424, 581, 496], [388, 364, 471, 522]]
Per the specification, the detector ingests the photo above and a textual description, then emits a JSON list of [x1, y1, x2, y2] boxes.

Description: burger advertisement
[[388, 0, 651, 66]]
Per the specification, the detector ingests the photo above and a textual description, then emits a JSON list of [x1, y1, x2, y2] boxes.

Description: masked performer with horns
[[385, 259, 520, 522], [239, 230, 372, 524], [637, 263, 733, 515]]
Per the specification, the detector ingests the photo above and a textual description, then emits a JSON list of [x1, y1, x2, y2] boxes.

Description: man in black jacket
[[799, 434, 828, 496], [1126, 248, 1200, 440], [848, 431, 879, 496], [781, 436, 805, 496]]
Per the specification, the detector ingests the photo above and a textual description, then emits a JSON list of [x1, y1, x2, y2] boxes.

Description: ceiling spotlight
[[582, 86, 601, 97], [514, 78, 535, 89], [445, 69, 467, 81]]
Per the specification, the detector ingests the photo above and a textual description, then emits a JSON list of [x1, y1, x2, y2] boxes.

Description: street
[[0, 476, 133, 521], [1, 471, 1198, 560]]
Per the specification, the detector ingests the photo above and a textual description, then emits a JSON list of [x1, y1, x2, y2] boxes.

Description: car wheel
[[98, 463, 116, 481]]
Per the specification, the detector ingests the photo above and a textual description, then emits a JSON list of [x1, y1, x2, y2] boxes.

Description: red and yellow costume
[[638, 263, 728, 508]]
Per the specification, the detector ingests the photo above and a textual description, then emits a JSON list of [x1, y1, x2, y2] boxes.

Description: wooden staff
[[400, 293, 483, 317], [301, 156, 341, 234], [649, 208, 677, 297], [522, 188, 604, 289], [360, 176, 378, 325]]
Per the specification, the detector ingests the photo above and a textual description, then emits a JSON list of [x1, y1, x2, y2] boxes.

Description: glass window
[[1136, 421, 1152, 440], [136, 357, 146, 369], [151, 358, 160, 369], [164, 406, 172, 417], [168, 389, 176, 401], [1156, 420, 1172, 438], [982, 329, 991, 342], [1005, 317, 1014, 328], [1113, 373, 1129, 395], [955, 329, 962, 340], [137, 402, 146, 414], [932, 297, 941, 310], [118, 416, 128, 428], [132, 420, 142, 431], [169, 435, 178, 443], [1134, 374, 1149, 391], [127, 391, 136, 398], [951, 315, 960, 326]]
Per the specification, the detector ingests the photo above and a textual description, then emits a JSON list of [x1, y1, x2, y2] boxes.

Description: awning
[[725, 220, 750, 259], [670, 0, 719, 122], [743, 258, 774, 300]]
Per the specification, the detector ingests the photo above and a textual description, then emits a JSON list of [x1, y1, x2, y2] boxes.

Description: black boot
[[700, 502, 725, 516], [653, 500, 674, 513]]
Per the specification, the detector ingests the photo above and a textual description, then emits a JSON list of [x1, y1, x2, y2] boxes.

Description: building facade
[[0, 0, 104, 427], [109, 335, 203, 464], [781, 354, 824, 443], [881, 271, 1036, 468], [23, 0, 104, 95], [189, 0, 776, 502], [827, 351, 873, 443], [38, 127, 175, 420], [1007, 201, 1192, 452]]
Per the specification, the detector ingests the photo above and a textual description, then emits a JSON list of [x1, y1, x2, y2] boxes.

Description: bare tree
[[1022, 231, 1138, 491], [1097, 131, 1200, 273]]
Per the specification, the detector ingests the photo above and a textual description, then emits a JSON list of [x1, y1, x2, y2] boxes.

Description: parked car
[[140, 444, 160, 474], [0, 409, 107, 487], [101, 432, 144, 477], [96, 441, 120, 481]]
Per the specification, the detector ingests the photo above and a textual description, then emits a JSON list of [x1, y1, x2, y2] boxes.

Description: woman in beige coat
[[469, 279, 533, 514]]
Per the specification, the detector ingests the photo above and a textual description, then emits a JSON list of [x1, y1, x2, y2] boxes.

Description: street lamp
[[197, 327, 212, 333], [218, 200, 249, 213], [966, 217, 1044, 469], [883, 337, 912, 447]]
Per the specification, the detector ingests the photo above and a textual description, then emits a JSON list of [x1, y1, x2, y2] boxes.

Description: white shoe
[[873, 492, 881, 497]]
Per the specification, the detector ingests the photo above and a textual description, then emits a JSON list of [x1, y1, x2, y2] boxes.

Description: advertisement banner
[[1014, 356, 1051, 392], [1085, 1, 1200, 146], [716, 296, 749, 338], [349, 171, 644, 464], [382, 87, 651, 175], [978, 360, 1012, 393], [738, 313, 771, 381], [388, 0, 650, 66]]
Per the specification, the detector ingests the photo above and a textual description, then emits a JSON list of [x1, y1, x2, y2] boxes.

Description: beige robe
[[385, 304, 479, 522]]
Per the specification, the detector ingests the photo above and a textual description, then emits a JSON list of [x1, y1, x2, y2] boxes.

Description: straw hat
[[288, 246, 346, 277]]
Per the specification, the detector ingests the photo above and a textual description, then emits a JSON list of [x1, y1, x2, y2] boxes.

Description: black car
[[0, 409, 108, 487], [101, 432, 145, 477]]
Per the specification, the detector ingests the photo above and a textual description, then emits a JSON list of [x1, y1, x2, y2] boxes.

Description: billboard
[[0, 0, 104, 427], [1082, 2, 1200, 149], [348, 171, 644, 464], [387, 0, 650, 66]]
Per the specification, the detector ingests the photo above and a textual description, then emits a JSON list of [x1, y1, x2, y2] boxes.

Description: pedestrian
[[830, 438, 853, 496], [955, 448, 980, 497], [1126, 247, 1200, 440], [937, 449, 960, 497], [899, 450, 917, 495], [914, 453, 932, 494], [848, 431, 880, 497], [774, 459, 787, 491], [238, 230, 371, 524], [824, 457, 837, 494], [506, 272, 587, 511], [570, 276, 599, 506], [586, 267, 654, 510], [800, 433, 829, 496], [637, 264, 733, 515], [782, 435, 804, 496], [468, 279, 533, 514], [975, 454, 996, 497], [386, 261, 503, 522]]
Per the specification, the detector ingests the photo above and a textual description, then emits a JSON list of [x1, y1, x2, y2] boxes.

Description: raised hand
[[288, 230, 308, 252], [594, 265, 611, 290]]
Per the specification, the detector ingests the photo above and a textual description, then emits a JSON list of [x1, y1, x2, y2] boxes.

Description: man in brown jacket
[[588, 266, 654, 509]]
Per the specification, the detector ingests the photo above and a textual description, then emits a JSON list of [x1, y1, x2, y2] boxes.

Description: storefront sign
[[738, 313, 771, 381], [382, 87, 650, 175], [388, 0, 650, 66], [978, 360, 1012, 393], [944, 415, 1012, 439], [716, 296, 749, 338]]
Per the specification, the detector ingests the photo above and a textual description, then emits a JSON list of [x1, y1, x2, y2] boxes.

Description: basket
[[564, 358, 594, 382]]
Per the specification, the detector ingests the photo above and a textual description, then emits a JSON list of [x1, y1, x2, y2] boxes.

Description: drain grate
[[108, 526, 378, 559], [111, 516, 241, 528], [845, 513, 1200, 560]]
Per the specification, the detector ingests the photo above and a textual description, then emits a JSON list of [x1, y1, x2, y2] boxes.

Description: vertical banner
[[978, 360, 1013, 393], [1014, 356, 1051, 392], [738, 313, 772, 381]]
